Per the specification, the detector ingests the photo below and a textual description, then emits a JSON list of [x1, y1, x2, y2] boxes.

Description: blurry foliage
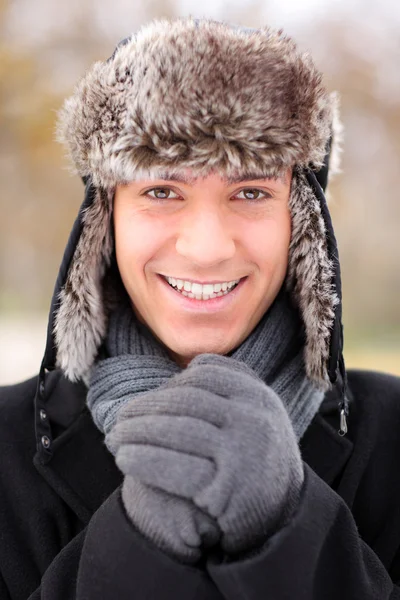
[[308, 24, 400, 342], [0, 0, 399, 352]]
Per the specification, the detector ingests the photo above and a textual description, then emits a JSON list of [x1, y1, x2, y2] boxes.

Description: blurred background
[[0, 0, 399, 385]]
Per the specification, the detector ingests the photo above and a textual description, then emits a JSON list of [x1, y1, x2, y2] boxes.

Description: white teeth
[[191, 283, 202, 295], [203, 284, 214, 296], [165, 276, 241, 300]]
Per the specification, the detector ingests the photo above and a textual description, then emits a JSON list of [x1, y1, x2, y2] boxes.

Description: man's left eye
[[235, 189, 270, 201]]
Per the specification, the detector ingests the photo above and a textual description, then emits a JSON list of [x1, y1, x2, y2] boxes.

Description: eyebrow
[[155, 170, 284, 185], [227, 172, 282, 184]]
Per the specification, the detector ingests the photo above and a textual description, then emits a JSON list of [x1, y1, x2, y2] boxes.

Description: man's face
[[114, 170, 292, 365]]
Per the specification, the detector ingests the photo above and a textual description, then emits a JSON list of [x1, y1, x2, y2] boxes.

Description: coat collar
[[33, 370, 353, 523], [34, 370, 122, 524], [300, 382, 354, 485]]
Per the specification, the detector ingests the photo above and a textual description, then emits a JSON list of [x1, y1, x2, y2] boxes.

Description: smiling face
[[113, 170, 292, 366]]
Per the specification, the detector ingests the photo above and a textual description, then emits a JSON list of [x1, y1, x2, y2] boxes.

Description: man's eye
[[235, 189, 270, 201], [146, 187, 179, 200]]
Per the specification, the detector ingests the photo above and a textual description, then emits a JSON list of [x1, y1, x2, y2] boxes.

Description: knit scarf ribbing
[[87, 288, 325, 452]]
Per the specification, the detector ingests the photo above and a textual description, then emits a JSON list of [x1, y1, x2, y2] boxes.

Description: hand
[[119, 476, 220, 563], [107, 388, 221, 563], [108, 353, 304, 557], [166, 354, 305, 554]]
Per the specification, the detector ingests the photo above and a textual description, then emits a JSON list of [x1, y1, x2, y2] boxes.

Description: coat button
[[39, 409, 47, 421], [39, 380, 45, 396], [41, 435, 51, 450]]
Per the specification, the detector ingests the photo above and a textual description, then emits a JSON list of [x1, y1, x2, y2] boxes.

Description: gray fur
[[54, 187, 113, 382], [57, 18, 335, 187], [54, 17, 342, 387], [287, 170, 338, 387], [329, 92, 344, 180]]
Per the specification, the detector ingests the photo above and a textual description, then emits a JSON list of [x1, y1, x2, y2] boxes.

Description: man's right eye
[[145, 187, 180, 200]]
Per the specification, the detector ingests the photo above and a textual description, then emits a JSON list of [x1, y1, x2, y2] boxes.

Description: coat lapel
[[34, 372, 122, 524], [300, 385, 354, 486]]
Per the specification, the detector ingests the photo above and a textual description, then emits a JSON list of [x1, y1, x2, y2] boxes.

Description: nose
[[175, 208, 236, 267]]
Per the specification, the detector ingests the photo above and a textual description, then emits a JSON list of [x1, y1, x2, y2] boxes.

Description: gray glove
[[108, 353, 304, 558], [118, 477, 220, 563], [107, 396, 221, 563]]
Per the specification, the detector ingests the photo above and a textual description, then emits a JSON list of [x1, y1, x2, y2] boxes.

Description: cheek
[[246, 214, 291, 275], [114, 212, 167, 282]]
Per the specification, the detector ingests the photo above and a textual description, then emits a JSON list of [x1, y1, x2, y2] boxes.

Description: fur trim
[[287, 169, 339, 388], [327, 91, 344, 181], [54, 187, 113, 381], [57, 17, 336, 189]]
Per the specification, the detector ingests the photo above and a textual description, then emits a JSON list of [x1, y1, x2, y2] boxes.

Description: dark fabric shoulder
[[348, 368, 400, 398], [0, 375, 38, 444], [336, 369, 400, 574], [0, 372, 89, 599], [346, 368, 400, 434], [0, 374, 38, 404]]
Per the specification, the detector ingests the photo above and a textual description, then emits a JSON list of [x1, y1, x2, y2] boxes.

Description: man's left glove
[[108, 354, 304, 557]]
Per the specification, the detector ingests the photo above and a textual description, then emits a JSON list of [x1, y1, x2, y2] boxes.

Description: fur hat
[[55, 17, 343, 389]]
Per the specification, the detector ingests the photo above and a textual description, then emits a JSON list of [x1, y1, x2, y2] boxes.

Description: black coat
[[1, 367, 400, 599]]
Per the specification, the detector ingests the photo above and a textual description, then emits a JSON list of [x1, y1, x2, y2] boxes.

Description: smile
[[162, 276, 241, 300]]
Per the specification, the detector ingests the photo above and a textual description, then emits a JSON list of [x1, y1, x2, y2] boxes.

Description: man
[[1, 17, 400, 599]]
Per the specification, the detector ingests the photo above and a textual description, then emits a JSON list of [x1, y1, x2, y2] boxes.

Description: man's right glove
[[107, 367, 221, 564]]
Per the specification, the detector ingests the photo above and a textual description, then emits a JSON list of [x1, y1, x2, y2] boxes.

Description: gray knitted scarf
[[87, 288, 324, 452]]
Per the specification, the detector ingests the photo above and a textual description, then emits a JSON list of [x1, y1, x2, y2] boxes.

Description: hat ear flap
[[287, 169, 339, 389], [54, 187, 114, 382]]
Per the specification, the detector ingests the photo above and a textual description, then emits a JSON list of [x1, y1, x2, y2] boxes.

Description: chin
[[163, 332, 240, 364]]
